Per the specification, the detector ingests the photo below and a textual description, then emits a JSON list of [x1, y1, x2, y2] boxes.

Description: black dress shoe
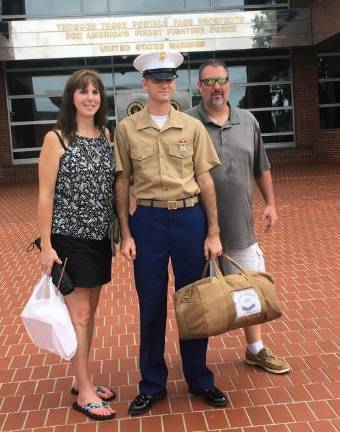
[[190, 386, 228, 407], [128, 389, 167, 416]]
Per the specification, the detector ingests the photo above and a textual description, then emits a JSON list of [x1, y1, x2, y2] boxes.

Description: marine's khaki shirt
[[114, 107, 220, 200], [112, 143, 122, 173]]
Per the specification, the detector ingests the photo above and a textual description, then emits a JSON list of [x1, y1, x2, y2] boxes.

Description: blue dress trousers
[[130, 203, 214, 396]]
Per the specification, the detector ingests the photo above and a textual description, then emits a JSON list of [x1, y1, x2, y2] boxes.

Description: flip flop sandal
[[71, 385, 116, 402], [72, 400, 115, 421]]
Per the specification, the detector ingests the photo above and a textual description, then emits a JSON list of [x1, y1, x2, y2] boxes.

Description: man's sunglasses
[[199, 77, 229, 87]]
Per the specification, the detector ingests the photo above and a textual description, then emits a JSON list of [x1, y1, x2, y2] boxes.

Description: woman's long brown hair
[[56, 69, 108, 142]]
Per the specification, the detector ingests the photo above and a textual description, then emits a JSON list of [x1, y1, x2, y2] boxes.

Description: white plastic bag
[[21, 275, 77, 360]]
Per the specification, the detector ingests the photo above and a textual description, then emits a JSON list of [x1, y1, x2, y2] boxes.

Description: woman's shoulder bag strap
[[53, 130, 67, 151]]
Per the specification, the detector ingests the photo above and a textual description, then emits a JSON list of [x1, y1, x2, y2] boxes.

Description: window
[[7, 71, 71, 96], [6, 60, 115, 164], [262, 134, 293, 146], [5, 0, 288, 19], [1, 0, 25, 15], [109, 0, 185, 13], [7, 68, 114, 96], [175, 67, 190, 90], [212, 0, 245, 7], [189, 54, 293, 147], [244, 0, 287, 5], [252, 109, 292, 134], [9, 97, 60, 122], [7, 68, 79, 161], [11, 124, 51, 150], [319, 82, 340, 105], [185, 0, 211, 9], [6, 51, 293, 164], [227, 60, 291, 83], [231, 84, 292, 109], [11, 124, 51, 164], [106, 0, 287, 14], [320, 107, 340, 129], [114, 68, 141, 91], [82, 0, 109, 15], [26, 0, 81, 17], [212, 0, 288, 8], [318, 53, 340, 129], [318, 55, 340, 79]]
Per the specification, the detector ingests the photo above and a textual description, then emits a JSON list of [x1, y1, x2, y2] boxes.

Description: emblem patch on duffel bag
[[232, 288, 262, 320]]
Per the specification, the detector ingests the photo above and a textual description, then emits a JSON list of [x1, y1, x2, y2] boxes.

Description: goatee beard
[[209, 96, 226, 107]]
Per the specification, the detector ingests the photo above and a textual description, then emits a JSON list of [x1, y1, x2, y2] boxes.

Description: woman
[[38, 69, 116, 421]]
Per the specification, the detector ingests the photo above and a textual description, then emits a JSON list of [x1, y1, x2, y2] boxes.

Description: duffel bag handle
[[201, 258, 227, 286], [201, 256, 246, 287], [201, 260, 210, 278], [201, 259, 224, 279], [219, 253, 250, 276], [202, 253, 256, 286], [219, 253, 257, 286]]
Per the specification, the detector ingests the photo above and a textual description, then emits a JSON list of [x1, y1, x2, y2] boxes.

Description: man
[[186, 59, 290, 375], [114, 52, 228, 416]]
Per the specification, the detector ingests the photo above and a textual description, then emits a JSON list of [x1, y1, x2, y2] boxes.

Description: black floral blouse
[[52, 133, 115, 240]]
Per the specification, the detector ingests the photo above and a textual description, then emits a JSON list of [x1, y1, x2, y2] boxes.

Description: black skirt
[[51, 234, 112, 288]]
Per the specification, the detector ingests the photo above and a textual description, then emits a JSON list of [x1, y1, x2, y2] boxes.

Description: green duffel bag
[[174, 253, 282, 339]]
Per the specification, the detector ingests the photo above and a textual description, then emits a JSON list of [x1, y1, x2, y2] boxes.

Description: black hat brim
[[143, 68, 178, 80]]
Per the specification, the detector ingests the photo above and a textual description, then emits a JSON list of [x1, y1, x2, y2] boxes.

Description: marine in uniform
[[114, 52, 229, 415]]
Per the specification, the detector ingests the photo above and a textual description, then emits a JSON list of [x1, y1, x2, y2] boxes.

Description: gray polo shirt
[[186, 102, 270, 249]]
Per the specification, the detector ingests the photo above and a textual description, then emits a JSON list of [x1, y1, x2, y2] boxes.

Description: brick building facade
[[288, 0, 340, 163], [309, 0, 340, 161], [0, 0, 339, 180]]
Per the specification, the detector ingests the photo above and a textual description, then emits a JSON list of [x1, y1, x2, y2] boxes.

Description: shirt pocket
[[168, 142, 194, 178], [130, 145, 154, 161], [130, 145, 155, 181]]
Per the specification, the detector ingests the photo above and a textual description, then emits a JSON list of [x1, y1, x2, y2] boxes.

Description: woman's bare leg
[[65, 287, 114, 416]]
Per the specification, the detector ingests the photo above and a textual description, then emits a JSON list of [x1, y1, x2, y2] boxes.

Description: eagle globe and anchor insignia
[[127, 99, 181, 117], [127, 101, 144, 116]]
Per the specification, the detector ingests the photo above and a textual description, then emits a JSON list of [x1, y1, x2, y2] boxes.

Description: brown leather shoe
[[245, 346, 290, 374]]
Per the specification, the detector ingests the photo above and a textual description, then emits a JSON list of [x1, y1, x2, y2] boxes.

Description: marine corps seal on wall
[[170, 100, 181, 111], [127, 101, 144, 116]]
